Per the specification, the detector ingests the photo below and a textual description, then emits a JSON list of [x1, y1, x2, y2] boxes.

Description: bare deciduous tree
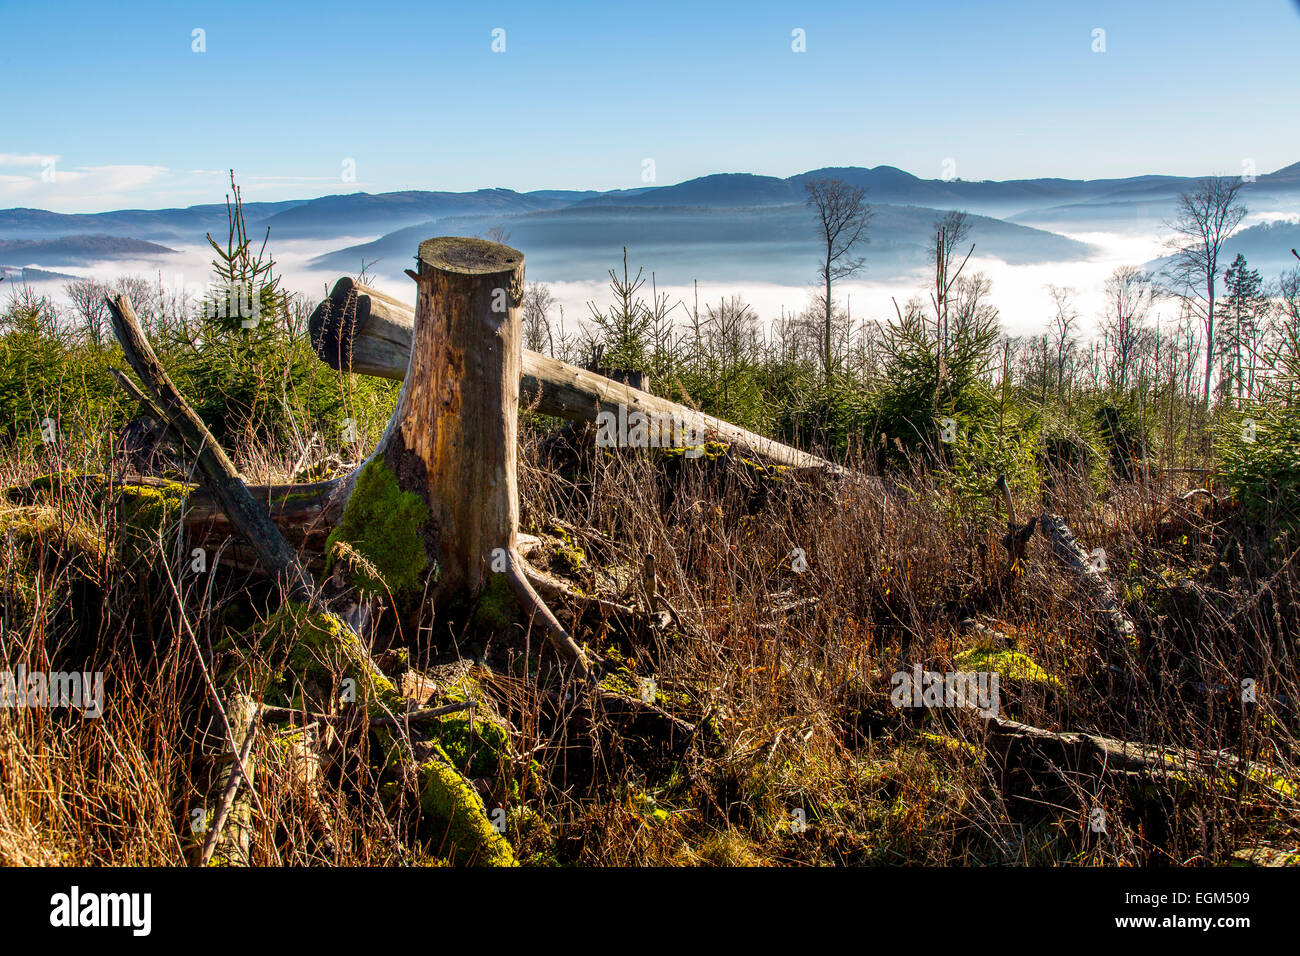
[[1046, 284, 1079, 399], [110, 275, 157, 332], [1101, 266, 1157, 392], [1164, 176, 1247, 403], [64, 277, 109, 346], [1276, 267, 1300, 345], [949, 273, 998, 345], [522, 281, 555, 356], [805, 177, 871, 385]]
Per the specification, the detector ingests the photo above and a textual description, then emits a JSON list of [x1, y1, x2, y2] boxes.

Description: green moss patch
[[0, 504, 106, 612], [954, 646, 1062, 689], [114, 480, 192, 531], [325, 459, 429, 600], [416, 748, 517, 867], [228, 601, 406, 716]]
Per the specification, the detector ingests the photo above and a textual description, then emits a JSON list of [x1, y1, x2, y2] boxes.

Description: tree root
[[505, 549, 594, 676]]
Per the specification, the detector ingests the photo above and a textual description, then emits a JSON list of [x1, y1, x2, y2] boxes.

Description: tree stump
[[340, 237, 589, 673]]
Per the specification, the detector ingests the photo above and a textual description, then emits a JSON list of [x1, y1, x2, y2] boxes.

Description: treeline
[[513, 176, 1299, 526], [2, 175, 1297, 528], [0, 180, 400, 473]]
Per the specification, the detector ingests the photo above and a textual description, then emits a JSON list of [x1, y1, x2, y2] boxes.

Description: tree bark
[[352, 240, 590, 673]]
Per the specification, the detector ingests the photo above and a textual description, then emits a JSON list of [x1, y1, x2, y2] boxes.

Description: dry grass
[[1, 427, 1297, 867]]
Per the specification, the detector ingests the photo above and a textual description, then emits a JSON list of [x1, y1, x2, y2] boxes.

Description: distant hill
[[254, 188, 599, 239], [6, 163, 1298, 247], [0, 235, 177, 267], [1222, 220, 1300, 273], [573, 173, 801, 209], [0, 265, 79, 283], [559, 164, 1300, 220], [0, 203, 305, 242], [1146, 219, 1300, 279], [4, 162, 1299, 289], [312, 202, 1098, 285]]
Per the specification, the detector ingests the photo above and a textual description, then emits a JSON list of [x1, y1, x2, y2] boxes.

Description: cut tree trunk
[[310, 277, 840, 474], [100, 289, 531, 865], [347, 240, 590, 674]]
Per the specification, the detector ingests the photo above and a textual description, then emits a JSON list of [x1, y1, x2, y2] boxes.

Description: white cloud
[[0, 153, 60, 166], [1246, 210, 1300, 226], [0, 163, 169, 211]]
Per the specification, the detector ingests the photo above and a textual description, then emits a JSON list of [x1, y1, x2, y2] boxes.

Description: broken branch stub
[[352, 238, 590, 673]]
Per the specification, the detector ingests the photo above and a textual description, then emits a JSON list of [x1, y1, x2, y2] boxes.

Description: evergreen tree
[[1220, 253, 1266, 401]]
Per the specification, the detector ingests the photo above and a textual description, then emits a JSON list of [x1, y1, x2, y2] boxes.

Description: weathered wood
[[310, 278, 839, 473], [106, 293, 318, 604], [311, 277, 417, 380], [5, 471, 347, 574], [351, 240, 590, 673], [200, 693, 258, 867], [183, 477, 347, 570], [1037, 512, 1138, 651], [987, 715, 1296, 803]]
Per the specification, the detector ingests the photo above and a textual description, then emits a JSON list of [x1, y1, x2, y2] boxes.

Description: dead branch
[[1037, 511, 1138, 651], [106, 293, 317, 604]]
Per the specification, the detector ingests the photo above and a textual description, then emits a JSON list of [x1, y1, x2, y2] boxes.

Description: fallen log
[[183, 477, 348, 570], [309, 277, 840, 473], [1037, 512, 1138, 652], [986, 715, 1297, 804]]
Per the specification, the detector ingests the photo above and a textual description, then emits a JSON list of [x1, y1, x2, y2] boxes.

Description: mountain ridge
[[6, 162, 1296, 243]]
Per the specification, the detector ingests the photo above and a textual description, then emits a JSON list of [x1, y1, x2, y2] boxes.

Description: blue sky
[[4, 0, 1300, 211]]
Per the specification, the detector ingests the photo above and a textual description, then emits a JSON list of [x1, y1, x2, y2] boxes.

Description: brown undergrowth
[[0, 428, 1296, 867]]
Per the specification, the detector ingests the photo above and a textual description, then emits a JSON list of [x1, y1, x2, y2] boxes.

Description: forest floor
[[1, 429, 1297, 867]]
